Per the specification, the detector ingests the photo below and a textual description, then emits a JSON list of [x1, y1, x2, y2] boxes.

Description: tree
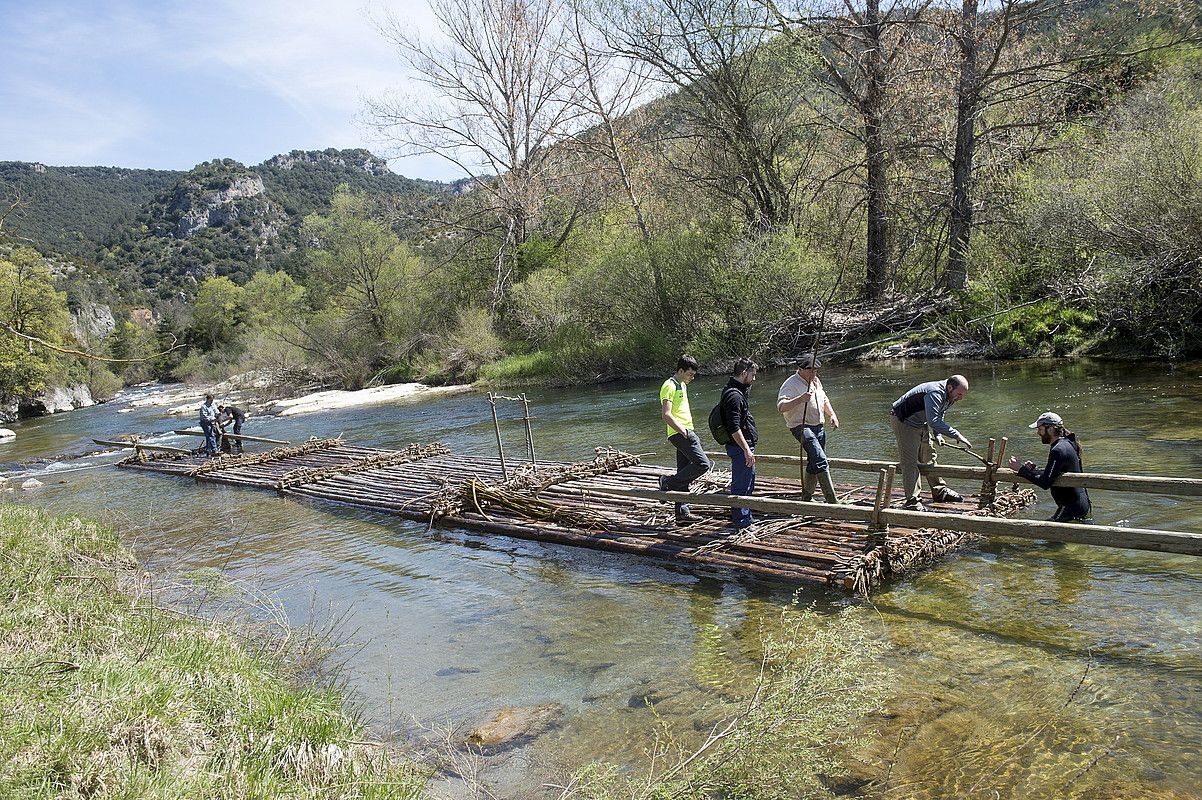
[[242, 270, 308, 332], [302, 187, 416, 342], [368, 0, 586, 307], [0, 247, 71, 399], [599, 0, 818, 231], [768, 0, 934, 301], [189, 276, 246, 352], [930, 0, 1200, 290]]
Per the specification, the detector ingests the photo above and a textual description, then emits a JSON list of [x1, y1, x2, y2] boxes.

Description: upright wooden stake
[[978, 437, 996, 508], [870, 469, 887, 530], [520, 393, 536, 466], [488, 392, 508, 480], [883, 464, 896, 509]]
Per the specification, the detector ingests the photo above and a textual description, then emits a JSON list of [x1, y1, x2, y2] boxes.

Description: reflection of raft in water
[[116, 436, 1055, 595]]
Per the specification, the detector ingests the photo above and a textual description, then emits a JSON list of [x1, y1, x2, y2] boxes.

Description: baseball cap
[[1029, 411, 1063, 428]]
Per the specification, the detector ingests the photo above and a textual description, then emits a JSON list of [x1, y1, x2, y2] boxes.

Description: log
[[173, 429, 290, 445], [589, 485, 1202, 557], [706, 451, 1202, 496], [93, 438, 191, 454]]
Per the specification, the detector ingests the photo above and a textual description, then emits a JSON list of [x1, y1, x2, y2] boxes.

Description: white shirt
[[778, 373, 827, 427]]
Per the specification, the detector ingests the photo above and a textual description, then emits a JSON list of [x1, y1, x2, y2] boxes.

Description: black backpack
[[708, 387, 738, 445]]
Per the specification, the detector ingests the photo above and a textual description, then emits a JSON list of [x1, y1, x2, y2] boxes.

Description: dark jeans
[[724, 442, 756, 527], [666, 431, 710, 516], [665, 431, 711, 490], [790, 423, 828, 473], [199, 419, 218, 455]]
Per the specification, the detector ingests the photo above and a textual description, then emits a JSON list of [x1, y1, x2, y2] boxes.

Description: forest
[[0, 0, 1199, 407]]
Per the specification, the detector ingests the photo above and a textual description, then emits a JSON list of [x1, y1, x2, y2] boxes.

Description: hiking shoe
[[676, 511, 703, 526], [902, 499, 929, 513], [932, 488, 964, 503]]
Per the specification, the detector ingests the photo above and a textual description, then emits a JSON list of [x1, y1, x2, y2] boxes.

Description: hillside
[[0, 163, 176, 261], [2, 149, 448, 300]]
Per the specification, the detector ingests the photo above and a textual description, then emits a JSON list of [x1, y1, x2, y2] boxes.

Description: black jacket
[[720, 378, 757, 448], [1018, 437, 1090, 520]]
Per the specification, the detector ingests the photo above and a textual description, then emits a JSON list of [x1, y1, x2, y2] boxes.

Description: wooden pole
[[173, 430, 290, 445], [870, 469, 887, 530], [978, 437, 996, 508], [588, 485, 1202, 557], [706, 450, 1202, 497], [488, 393, 508, 480], [92, 438, 191, 454], [520, 393, 536, 466]]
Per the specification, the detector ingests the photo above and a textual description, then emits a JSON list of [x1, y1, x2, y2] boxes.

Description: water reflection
[[3, 359, 1201, 798]]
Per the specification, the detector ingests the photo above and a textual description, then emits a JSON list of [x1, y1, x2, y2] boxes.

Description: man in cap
[[889, 375, 971, 511], [777, 354, 840, 503], [658, 355, 711, 525], [1009, 411, 1091, 522]]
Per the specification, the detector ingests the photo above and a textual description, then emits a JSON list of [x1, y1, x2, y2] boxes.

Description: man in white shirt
[[777, 354, 841, 503]]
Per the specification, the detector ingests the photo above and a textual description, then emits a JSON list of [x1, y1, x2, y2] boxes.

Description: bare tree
[[367, 0, 586, 307], [599, 0, 819, 232], [767, 0, 935, 301], [931, 0, 1200, 291], [563, 3, 679, 327]]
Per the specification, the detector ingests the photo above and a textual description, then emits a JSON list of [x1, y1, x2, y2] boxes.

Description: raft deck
[[120, 439, 1035, 593]]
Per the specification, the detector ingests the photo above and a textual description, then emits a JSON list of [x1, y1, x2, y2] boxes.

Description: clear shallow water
[[4, 360, 1202, 798]]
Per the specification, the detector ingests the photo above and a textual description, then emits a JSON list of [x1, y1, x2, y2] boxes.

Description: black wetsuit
[[1018, 438, 1091, 521]]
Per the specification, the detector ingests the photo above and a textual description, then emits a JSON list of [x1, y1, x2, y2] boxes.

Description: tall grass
[[0, 505, 428, 799]]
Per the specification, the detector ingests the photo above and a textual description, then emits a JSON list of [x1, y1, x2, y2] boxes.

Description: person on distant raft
[[198, 394, 220, 456], [889, 375, 971, 511], [1009, 411, 1091, 522], [721, 358, 759, 529], [658, 355, 711, 526], [777, 353, 841, 503], [217, 403, 247, 454]]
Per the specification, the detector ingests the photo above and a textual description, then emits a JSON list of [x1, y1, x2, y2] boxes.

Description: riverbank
[[0, 504, 427, 798]]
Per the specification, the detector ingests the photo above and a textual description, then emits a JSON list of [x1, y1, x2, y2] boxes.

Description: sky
[[0, 0, 459, 180]]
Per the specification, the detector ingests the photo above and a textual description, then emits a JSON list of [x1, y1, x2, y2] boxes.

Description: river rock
[[0, 428, 14, 440], [465, 703, 563, 752], [21, 478, 43, 490]]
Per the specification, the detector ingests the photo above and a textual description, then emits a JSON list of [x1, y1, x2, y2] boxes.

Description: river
[[3, 358, 1201, 798]]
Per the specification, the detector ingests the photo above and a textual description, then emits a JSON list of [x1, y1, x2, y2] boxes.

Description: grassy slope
[[0, 505, 427, 799]]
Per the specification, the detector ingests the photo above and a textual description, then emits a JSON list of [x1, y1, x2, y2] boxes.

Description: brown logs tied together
[[186, 437, 344, 477], [428, 448, 642, 528], [275, 442, 450, 492]]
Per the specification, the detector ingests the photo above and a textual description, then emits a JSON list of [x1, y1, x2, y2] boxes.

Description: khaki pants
[[890, 414, 949, 503]]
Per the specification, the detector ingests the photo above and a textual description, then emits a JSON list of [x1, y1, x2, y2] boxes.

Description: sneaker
[[676, 511, 702, 526], [932, 488, 964, 503], [902, 499, 928, 513]]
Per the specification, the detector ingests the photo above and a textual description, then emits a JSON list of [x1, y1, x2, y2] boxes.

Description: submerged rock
[[0, 428, 15, 440], [21, 478, 43, 491], [465, 703, 563, 752]]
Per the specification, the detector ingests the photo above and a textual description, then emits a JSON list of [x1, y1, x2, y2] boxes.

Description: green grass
[[476, 349, 559, 385], [0, 505, 428, 799]]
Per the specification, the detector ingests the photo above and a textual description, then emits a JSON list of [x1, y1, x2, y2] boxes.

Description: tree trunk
[[947, 0, 979, 292], [864, 0, 890, 302]]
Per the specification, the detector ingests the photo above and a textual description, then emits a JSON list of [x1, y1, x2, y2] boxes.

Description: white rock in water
[[21, 478, 43, 490], [0, 428, 15, 440]]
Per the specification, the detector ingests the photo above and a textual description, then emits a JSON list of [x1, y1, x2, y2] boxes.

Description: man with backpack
[[658, 355, 711, 525], [719, 358, 759, 529]]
